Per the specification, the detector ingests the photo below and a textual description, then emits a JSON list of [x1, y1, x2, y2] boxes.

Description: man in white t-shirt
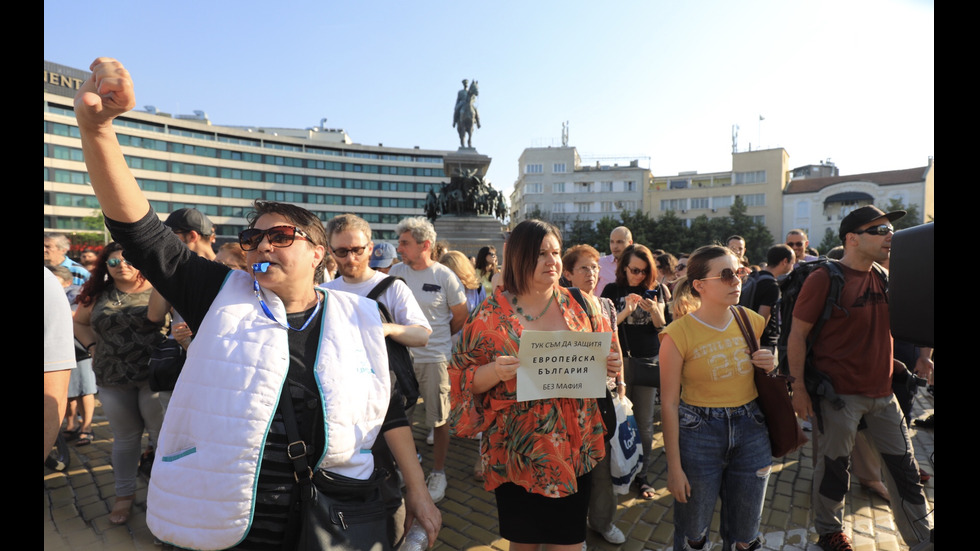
[[390, 217, 468, 504], [596, 226, 633, 296], [321, 214, 437, 544]]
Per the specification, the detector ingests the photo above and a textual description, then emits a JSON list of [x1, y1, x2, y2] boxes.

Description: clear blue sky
[[44, 0, 934, 199]]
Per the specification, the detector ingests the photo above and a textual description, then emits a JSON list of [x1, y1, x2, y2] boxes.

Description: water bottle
[[398, 521, 429, 551]]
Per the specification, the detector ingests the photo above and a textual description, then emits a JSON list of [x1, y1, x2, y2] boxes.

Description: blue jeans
[[674, 400, 771, 550]]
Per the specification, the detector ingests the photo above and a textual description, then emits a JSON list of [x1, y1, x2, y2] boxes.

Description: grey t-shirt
[[388, 262, 466, 363]]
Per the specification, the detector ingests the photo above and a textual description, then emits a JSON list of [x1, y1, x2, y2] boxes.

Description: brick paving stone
[[45, 393, 935, 550]]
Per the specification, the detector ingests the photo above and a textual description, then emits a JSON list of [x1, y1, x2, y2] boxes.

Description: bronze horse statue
[[453, 81, 480, 148]]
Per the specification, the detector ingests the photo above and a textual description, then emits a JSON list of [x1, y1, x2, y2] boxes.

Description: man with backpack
[[740, 244, 794, 366], [786, 206, 932, 551], [321, 214, 438, 547]]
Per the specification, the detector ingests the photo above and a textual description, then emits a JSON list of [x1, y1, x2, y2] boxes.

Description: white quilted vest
[[146, 270, 389, 550]]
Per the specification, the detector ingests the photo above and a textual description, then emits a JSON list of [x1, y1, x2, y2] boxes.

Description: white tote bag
[[609, 394, 642, 495]]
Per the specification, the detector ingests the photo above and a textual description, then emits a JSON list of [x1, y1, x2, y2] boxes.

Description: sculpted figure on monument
[[453, 79, 480, 148]]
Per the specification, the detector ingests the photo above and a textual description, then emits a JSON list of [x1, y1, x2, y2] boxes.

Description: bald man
[[596, 226, 632, 296]]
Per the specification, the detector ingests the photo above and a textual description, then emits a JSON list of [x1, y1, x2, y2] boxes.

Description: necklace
[[511, 290, 556, 322], [110, 288, 127, 306]]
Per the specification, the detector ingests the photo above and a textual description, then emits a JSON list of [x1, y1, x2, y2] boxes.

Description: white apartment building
[[509, 146, 651, 232]]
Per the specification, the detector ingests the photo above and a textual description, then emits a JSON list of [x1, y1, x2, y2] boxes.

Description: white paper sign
[[515, 330, 611, 401]]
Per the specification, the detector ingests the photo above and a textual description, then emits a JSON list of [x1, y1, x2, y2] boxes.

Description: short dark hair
[[766, 244, 795, 266], [502, 219, 562, 295], [247, 201, 328, 282]]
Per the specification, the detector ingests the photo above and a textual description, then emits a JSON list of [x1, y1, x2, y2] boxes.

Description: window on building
[[526, 183, 543, 194], [741, 193, 766, 207], [669, 179, 689, 190], [734, 170, 766, 185], [524, 164, 543, 174], [600, 181, 613, 192], [553, 182, 566, 193], [553, 202, 566, 213], [660, 198, 687, 211], [574, 182, 593, 193], [625, 180, 636, 192], [690, 197, 709, 209], [712, 196, 733, 209], [553, 163, 566, 173], [575, 202, 592, 213]]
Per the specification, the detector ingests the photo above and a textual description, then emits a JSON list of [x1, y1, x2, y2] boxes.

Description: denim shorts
[[673, 399, 771, 550]]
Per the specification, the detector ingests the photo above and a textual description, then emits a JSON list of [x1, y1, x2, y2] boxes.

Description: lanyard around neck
[[253, 279, 322, 331]]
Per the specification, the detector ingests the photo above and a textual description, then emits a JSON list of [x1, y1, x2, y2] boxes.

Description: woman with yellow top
[[659, 245, 774, 551], [449, 220, 622, 550]]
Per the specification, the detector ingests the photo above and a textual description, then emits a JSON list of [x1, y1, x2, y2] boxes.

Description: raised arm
[[73, 57, 149, 222]]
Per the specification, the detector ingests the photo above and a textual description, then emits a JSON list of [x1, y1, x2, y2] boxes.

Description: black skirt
[[494, 472, 592, 544]]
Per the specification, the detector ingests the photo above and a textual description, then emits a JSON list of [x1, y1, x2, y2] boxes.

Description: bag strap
[[367, 275, 404, 301], [278, 382, 315, 502], [730, 305, 759, 355]]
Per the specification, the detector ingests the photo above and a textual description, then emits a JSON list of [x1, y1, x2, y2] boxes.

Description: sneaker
[[817, 531, 853, 551], [426, 471, 447, 503], [592, 524, 626, 545], [426, 428, 434, 446]]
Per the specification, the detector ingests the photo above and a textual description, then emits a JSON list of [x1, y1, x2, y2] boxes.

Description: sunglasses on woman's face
[[106, 258, 133, 268], [238, 225, 311, 251], [627, 267, 648, 276], [699, 268, 739, 284]]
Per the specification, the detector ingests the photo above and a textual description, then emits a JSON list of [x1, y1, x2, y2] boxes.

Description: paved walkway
[[44, 391, 934, 550]]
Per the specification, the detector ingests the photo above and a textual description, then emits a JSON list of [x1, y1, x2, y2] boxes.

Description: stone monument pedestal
[[433, 213, 507, 261]]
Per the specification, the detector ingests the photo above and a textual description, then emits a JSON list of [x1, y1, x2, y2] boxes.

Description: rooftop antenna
[[561, 121, 569, 147], [758, 115, 765, 149], [731, 124, 739, 154]]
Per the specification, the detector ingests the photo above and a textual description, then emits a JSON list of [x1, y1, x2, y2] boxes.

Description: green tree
[[619, 209, 657, 251], [652, 210, 688, 255], [884, 198, 923, 231], [566, 218, 600, 250], [594, 216, 620, 254], [817, 228, 839, 256]]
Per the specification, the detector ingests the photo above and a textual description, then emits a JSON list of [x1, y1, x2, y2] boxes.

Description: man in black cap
[[787, 206, 932, 551], [163, 208, 216, 261]]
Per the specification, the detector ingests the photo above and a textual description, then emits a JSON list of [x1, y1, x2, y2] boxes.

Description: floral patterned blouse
[[449, 286, 616, 498]]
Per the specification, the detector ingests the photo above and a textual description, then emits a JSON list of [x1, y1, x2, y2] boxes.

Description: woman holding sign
[[658, 245, 774, 551], [449, 220, 622, 550]]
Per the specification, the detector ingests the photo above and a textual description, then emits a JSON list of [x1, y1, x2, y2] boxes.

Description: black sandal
[[62, 428, 81, 442], [76, 431, 94, 446]]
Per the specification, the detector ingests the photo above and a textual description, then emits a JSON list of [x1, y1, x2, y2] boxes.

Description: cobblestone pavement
[[44, 391, 933, 550]]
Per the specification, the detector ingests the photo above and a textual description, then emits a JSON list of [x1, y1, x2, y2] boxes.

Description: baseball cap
[[164, 208, 214, 236], [369, 242, 397, 268], [839, 205, 906, 242]]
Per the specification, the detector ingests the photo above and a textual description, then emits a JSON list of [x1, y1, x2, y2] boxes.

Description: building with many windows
[[509, 146, 651, 233], [782, 159, 934, 241], [44, 60, 451, 243], [646, 148, 789, 243]]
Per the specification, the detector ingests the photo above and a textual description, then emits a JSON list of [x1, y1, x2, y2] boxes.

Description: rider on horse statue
[[452, 78, 481, 148]]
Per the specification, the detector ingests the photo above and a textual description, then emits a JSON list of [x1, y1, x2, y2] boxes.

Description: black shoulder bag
[[279, 381, 391, 551]]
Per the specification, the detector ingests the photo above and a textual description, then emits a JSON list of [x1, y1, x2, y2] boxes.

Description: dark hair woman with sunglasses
[[73, 241, 169, 525], [73, 57, 440, 551], [599, 243, 667, 500], [658, 245, 774, 551]]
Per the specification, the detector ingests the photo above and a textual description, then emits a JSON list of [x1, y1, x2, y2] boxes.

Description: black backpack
[[738, 270, 774, 311], [367, 276, 421, 409], [776, 258, 888, 427]]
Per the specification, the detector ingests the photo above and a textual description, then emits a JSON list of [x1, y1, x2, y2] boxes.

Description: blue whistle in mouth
[[252, 262, 270, 273]]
